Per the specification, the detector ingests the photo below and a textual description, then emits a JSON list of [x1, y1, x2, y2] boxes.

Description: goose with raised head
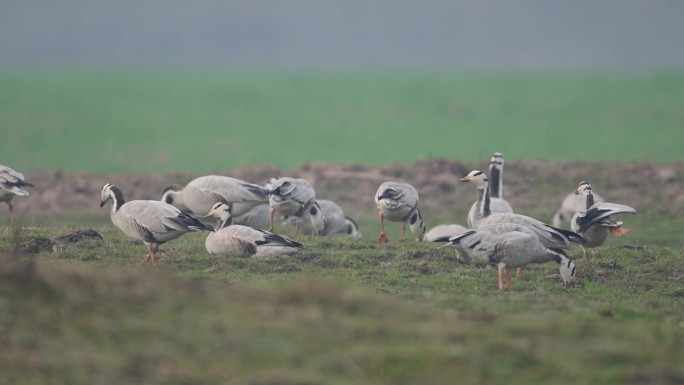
[[571, 181, 636, 256], [467, 153, 513, 228], [268, 177, 324, 235], [460, 170, 584, 251], [101, 183, 213, 265], [437, 223, 576, 291], [161, 175, 270, 219], [0, 165, 33, 225], [424, 224, 468, 242], [375, 181, 425, 243], [552, 188, 605, 229], [205, 202, 303, 259]]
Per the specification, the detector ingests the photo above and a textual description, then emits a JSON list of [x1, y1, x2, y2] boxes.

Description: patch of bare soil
[[8, 159, 684, 223]]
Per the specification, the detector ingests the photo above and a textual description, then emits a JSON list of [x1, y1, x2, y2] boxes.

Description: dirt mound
[[8, 159, 684, 222]]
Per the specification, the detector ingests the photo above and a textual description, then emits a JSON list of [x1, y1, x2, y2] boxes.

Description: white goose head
[[459, 170, 489, 189], [100, 183, 124, 209], [574, 181, 593, 197], [204, 202, 233, 220], [490, 152, 504, 168]]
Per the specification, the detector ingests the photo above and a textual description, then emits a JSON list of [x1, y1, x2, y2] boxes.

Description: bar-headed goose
[[281, 199, 356, 237], [204, 202, 303, 259], [161, 175, 270, 219], [233, 204, 271, 230], [460, 170, 584, 251], [100, 183, 212, 265], [268, 177, 323, 235], [344, 216, 362, 238], [0, 165, 33, 225], [375, 181, 425, 243], [438, 223, 576, 291], [571, 181, 636, 256], [552, 189, 605, 229], [424, 224, 468, 242], [466, 153, 513, 228]]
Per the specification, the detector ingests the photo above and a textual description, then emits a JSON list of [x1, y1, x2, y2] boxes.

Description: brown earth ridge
[[10, 159, 684, 224]]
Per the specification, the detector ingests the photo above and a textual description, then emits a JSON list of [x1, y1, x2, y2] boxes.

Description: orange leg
[[9, 203, 15, 226], [139, 244, 158, 266], [497, 267, 504, 291], [399, 222, 406, 241], [378, 211, 388, 244], [268, 207, 276, 232], [295, 219, 301, 236], [515, 267, 522, 278], [506, 272, 513, 292]]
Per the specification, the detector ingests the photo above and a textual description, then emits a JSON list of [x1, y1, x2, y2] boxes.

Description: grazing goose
[[467, 153, 513, 228], [282, 199, 358, 237], [101, 183, 212, 265], [375, 182, 425, 243], [552, 189, 605, 229], [438, 224, 577, 291], [268, 177, 323, 235], [204, 202, 303, 259], [460, 170, 584, 251], [161, 175, 270, 219], [344, 216, 362, 238], [571, 181, 636, 256], [0, 165, 33, 225], [424, 224, 468, 242]]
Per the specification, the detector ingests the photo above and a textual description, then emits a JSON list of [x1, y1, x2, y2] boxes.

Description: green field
[[2, 72, 683, 173]]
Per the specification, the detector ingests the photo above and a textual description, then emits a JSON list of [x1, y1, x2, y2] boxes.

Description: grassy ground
[[1, 222, 683, 384], [2, 72, 684, 173]]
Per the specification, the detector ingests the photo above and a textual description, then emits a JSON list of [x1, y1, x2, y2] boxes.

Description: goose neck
[[489, 165, 503, 199]]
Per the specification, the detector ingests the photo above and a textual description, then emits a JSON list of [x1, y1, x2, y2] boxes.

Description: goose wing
[[574, 203, 636, 234], [0, 165, 32, 196], [193, 176, 270, 203]]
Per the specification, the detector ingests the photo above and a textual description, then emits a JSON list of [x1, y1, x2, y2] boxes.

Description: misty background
[[1, 0, 683, 71]]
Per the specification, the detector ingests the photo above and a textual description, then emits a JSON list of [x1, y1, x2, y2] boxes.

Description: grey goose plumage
[[204, 202, 303, 260], [161, 175, 271, 219], [437, 223, 576, 291], [466, 153, 513, 228], [268, 177, 324, 235], [424, 224, 469, 242], [282, 199, 360, 237], [0, 165, 33, 225], [101, 183, 212, 265], [571, 181, 636, 254], [552, 189, 605, 229], [460, 170, 585, 250], [375, 181, 425, 243]]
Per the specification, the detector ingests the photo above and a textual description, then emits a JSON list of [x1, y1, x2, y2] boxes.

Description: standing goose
[[552, 189, 605, 229], [375, 182, 426, 243], [282, 199, 358, 237], [460, 170, 584, 251], [161, 175, 270, 219], [101, 183, 213, 265], [438, 223, 576, 291], [0, 165, 33, 225], [467, 153, 513, 228], [268, 177, 324, 235], [571, 181, 636, 256], [204, 202, 303, 259]]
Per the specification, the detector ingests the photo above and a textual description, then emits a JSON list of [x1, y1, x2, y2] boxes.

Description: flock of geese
[[1, 153, 637, 291]]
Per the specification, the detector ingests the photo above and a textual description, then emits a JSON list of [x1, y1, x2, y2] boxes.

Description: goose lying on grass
[[205, 202, 303, 260], [375, 181, 425, 243], [101, 183, 212, 266], [0, 165, 33, 225]]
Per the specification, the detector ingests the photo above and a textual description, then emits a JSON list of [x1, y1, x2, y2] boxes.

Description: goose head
[[490, 152, 504, 168], [574, 181, 592, 196], [459, 170, 489, 189], [100, 183, 120, 207], [204, 202, 233, 221], [160, 184, 183, 205]]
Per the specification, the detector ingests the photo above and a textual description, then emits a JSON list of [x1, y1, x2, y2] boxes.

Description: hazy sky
[[1, 0, 683, 71]]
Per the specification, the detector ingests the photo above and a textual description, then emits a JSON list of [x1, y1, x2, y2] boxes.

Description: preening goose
[[204, 202, 303, 259], [571, 181, 636, 255], [282, 199, 357, 237], [438, 223, 576, 291], [375, 181, 425, 243], [460, 170, 584, 251], [161, 175, 270, 219], [467, 153, 513, 228], [424, 224, 468, 242], [0, 165, 33, 225], [101, 183, 212, 265], [552, 189, 605, 229], [268, 177, 323, 235]]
